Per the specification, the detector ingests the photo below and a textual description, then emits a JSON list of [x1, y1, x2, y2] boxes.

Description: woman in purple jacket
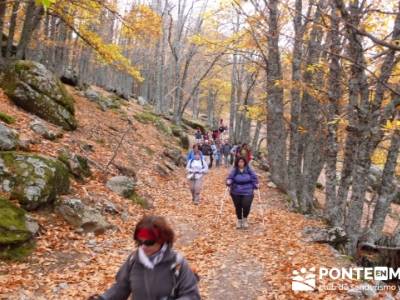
[[226, 157, 259, 229]]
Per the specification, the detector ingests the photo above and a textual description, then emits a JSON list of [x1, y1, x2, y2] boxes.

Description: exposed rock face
[[0, 152, 70, 210], [1, 60, 77, 130]]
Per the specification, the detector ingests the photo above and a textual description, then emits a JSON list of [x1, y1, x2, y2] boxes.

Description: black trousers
[[231, 194, 254, 219]]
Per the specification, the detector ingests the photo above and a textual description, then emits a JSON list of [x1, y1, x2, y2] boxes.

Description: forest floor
[[0, 86, 396, 299]]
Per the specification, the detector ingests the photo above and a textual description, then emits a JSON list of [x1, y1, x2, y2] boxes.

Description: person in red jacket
[[236, 143, 253, 163]]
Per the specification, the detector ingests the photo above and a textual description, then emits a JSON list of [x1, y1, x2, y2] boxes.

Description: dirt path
[[152, 165, 354, 299]]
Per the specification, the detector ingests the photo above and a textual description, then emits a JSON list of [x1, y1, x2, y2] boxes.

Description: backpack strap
[[169, 252, 184, 298], [127, 251, 137, 274]]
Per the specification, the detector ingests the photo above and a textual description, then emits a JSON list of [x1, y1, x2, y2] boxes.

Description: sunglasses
[[136, 239, 156, 246]]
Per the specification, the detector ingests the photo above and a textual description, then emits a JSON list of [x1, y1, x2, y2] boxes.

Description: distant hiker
[[209, 140, 217, 168], [218, 119, 227, 137], [221, 140, 232, 167], [186, 152, 208, 204], [203, 131, 210, 141], [214, 141, 222, 168], [226, 157, 259, 229], [230, 143, 239, 165], [212, 129, 220, 141], [187, 144, 203, 161], [90, 215, 200, 300], [201, 139, 212, 168], [236, 143, 253, 164], [194, 128, 202, 144]]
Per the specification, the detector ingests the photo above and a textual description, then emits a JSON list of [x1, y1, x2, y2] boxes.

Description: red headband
[[136, 228, 159, 241]]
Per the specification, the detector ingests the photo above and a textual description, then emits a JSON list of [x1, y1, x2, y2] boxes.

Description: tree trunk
[[0, 0, 7, 62], [6, 0, 21, 58], [192, 87, 200, 119], [324, 4, 342, 225], [229, 52, 238, 143], [16, 1, 44, 59], [266, 0, 287, 190], [287, 0, 306, 208], [368, 126, 400, 243], [252, 120, 262, 156]]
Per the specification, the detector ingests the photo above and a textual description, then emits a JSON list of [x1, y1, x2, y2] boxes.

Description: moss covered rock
[[57, 148, 91, 180], [0, 60, 77, 130], [0, 152, 70, 210], [0, 198, 32, 245], [0, 198, 38, 259]]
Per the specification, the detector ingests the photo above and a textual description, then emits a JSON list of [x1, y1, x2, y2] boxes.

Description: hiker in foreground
[[89, 215, 200, 300], [186, 152, 208, 204], [226, 157, 259, 229]]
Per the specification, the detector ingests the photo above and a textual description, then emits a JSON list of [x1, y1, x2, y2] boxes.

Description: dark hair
[[234, 156, 248, 168], [133, 215, 175, 246]]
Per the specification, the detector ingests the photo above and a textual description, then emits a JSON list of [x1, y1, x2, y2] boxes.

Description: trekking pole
[[217, 186, 229, 224], [257, 188, 265, 228]]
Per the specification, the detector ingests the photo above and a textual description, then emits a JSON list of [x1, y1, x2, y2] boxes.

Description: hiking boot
[[236, 219, 242, 229], [242, 218, 248, 228]]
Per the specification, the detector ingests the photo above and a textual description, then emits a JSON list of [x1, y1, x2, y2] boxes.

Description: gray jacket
[[100, 247, 200, 300]]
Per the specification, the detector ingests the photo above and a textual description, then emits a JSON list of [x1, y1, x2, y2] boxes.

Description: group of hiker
[[187, 123, 259, 230], [89, 123, 260, 300], [188, 138, 253, 170], [194, 119, 228, 144]]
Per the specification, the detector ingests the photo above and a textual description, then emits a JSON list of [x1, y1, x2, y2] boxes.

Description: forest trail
[[0, 89, 355, 300], [141, 166, 356, 300]]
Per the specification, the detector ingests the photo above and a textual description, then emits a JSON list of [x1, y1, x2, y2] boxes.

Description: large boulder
[[0, 123, 19, 150], [0, 197, 37, 259], [106, 176, 136, 198], [0, 152, 70, 210], [0, 60, 77, 130], [56, 198, 112, 234]]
